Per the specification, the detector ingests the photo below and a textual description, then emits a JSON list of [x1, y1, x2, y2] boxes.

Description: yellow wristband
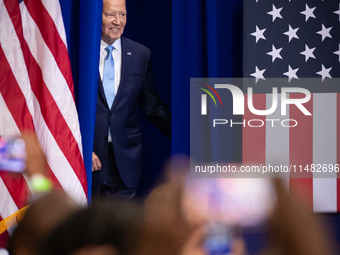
[[30, 174, 52, 192]]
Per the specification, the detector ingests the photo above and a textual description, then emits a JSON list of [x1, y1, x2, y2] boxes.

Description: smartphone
[[182, 177, 276, 227], [0, 137, 26, 173], [204, 221, 233, 255]]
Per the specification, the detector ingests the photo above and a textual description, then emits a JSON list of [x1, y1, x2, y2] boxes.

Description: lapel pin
[[127, 52, 132, 55]]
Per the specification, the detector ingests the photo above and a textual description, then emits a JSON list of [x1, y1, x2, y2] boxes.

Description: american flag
[[0, 0, 87, 246], [243, 0, 340, 212]]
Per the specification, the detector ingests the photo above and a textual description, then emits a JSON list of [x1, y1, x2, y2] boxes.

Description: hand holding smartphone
[[0, 137, 26, 173], [182, 176, 276, 255]]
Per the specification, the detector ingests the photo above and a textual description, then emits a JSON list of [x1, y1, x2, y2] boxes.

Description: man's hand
[[92, 152, 102, 172]]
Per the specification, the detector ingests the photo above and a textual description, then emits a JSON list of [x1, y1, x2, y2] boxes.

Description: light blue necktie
[[103, 45, 115, 109]]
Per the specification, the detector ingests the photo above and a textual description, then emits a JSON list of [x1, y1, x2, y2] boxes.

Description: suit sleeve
[[139, 49, 171, 139]]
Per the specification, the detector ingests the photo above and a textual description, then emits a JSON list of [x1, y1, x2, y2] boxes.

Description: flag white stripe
[[266, 94, 290, 178], [0, 3, 35, 120], [313, 179, 337, 212], [0, 94, 21, 137], [20, 3, 83, 155], [40, 0, 68, 48], [0, 93, 21, 224], [30, 94, 87, 205], [313, 93, 337, 212], [0, 177, 19, 219]]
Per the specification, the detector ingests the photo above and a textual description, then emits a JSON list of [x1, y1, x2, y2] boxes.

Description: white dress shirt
[[99, 38, 122, 95]]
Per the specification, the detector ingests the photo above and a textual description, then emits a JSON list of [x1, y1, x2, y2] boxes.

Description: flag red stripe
[[4, 0, 86, 194], [24, 0, 75, 98], [19, 46, 88, 194], [0, 215, 9, 249], [337, 93, 340, 212], [243, 94, 266, 163], [289, 93, 313, 210], [0, 44, 31, 209], [0, 45, 61, 191], [0, 172, 29, 210], [0, 47, 34, 132], [44, 165, 62, 190]]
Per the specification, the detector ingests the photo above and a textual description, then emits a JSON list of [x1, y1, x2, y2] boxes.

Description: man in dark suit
[[92, 0, 171, 197]]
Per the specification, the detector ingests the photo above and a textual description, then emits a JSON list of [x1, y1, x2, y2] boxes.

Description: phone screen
[[0, 137, 26, 173], [183, 177, 276, 227], [205, 221, 233, 255]]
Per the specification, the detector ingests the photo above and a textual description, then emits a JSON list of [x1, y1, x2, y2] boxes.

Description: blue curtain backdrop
[[123, 0, 172, 196], [172, 0, 243, 162]]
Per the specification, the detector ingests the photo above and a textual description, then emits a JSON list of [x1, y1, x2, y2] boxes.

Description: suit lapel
[[98, 74, 109, 109]]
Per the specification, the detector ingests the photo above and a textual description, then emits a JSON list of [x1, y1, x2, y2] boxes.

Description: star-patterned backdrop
[[242, 0, 340, 213], [244, 0, 340, 82]]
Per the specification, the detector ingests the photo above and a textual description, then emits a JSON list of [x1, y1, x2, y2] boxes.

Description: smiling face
[[101, 0, 127, 44]]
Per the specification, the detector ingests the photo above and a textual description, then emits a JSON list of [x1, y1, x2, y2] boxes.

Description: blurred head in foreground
[[38, 197, 142, 255], [8, 191, 80, 255]]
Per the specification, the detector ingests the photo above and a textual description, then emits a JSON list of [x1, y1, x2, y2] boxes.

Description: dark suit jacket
[[93, 37, 171, 189]]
